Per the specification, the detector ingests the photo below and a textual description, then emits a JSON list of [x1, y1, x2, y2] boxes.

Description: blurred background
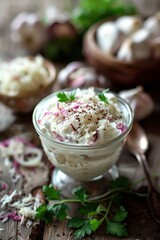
[[0, 0, 79, 60], [1, 0, 160, 89], [0, 0, 160, 60], [1, 0, 160, 60]]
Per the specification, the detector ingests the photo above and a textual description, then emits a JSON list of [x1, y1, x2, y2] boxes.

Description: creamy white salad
[[38, 87, 127, 145], [33, 87, 132, 181], [0, 55, 49, 97]]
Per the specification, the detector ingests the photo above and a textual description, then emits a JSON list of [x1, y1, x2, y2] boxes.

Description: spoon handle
[[135, 153, 154, 191]]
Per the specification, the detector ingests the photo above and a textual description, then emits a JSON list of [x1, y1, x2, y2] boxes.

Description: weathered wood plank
[[43, 105, 160, 240], [0, 114, 50, 240]]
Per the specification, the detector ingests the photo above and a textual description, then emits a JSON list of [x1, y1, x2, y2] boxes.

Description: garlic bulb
[[57, 61, 107, 88], [117, 29, 151, 61], [116, 16, 142, 36], [96, 22, 122, 54], [143, 12, 160, 38], [119, 86, 154, 120], [10, 12, 48, 53], [131, 29, 151, 60]]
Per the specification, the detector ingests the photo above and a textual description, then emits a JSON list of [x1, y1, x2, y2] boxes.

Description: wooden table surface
[[0, 86, 160, 240], [1, 2, 160, 239]]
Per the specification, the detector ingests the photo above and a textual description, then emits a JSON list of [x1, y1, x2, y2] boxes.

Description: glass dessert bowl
[[33, 87, 133, 199]]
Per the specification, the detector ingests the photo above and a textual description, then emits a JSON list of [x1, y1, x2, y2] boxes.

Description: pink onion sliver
[[0, 212, 21, 221], [116, 123, 127, 133]]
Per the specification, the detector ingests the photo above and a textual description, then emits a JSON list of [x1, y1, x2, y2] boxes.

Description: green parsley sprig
[[57, 90, 76, 102], [98, 89, 109, 104], [35, 176, 144, 239]]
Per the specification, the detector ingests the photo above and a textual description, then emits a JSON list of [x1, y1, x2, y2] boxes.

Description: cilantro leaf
[[87, 204, 106, 217], [35, 204, 53, 224], [69, 90, 76, 101], [57, 92, 70, 102], [78, 202, 98, 215], [73, 187, 89, 201], [98, 88, 109, 103], [90, 218, 102, 231], [113, 206, 128, 222], [51, 203, 69, 221], [67, 217, 85, 228], [98, 93, 109, 104], [73, 219, 93, 240], [57, 90, 76, 102], [35, 204, 47, 220], [106, 221, 128, 237], [95, 204, 107, 214], [43, 184, 61, 200], [68, 218, 93, 239], [35, 175, 140, 239]]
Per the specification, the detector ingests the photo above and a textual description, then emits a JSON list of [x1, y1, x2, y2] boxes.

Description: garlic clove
[[58, 62, 85, 87], [117, 38, 133, 61], [119, 86, 143, 101], [10, 12, 48, 53], [119, 86, 154, 120], [117, 29, 151, 61], [132, 92, 155, 120], [96, 21, 122, 54], [131, 29, 151, 60], [116, 16, 142, 36], [57, 61, 108, 88], [143, 14, 160, 38]]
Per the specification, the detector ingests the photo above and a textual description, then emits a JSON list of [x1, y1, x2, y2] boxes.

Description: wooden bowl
[[83, 21, 160, 89], [0, 57, 57, 113]]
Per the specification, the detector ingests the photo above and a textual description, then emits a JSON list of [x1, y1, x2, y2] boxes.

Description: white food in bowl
[[0, 55, 50, 97], [33, 87, 133, 181]]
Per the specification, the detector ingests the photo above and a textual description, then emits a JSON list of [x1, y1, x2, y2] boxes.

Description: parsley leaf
[[113, 206, 128, 222], [51, 203, 69, 221], [72, 219, 93, 240], [35, 176, 145, 239], [67, 217, 85, 228], [106, 221, 128, 237], [69, 90, 76, 101], [35, 204, 54, 224], [68, 218, 93, 239], [43, 184, 61, 200], [98, 89, 109, 104], [57, 90, 76, 102], [90, 218, 102, 231], [78, 202, 98, 215], [73, 187, 89, 202], [57, 92, 70, 102]]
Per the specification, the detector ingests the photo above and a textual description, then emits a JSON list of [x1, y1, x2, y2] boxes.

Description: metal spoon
[[126, 122, 160, 223]]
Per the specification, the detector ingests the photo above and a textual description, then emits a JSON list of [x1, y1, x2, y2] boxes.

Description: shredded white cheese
[[0, 190, 17, 208], [11, 193, 41, 219], [0, 55, 50, 97], [0, 191, 41, 221]]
